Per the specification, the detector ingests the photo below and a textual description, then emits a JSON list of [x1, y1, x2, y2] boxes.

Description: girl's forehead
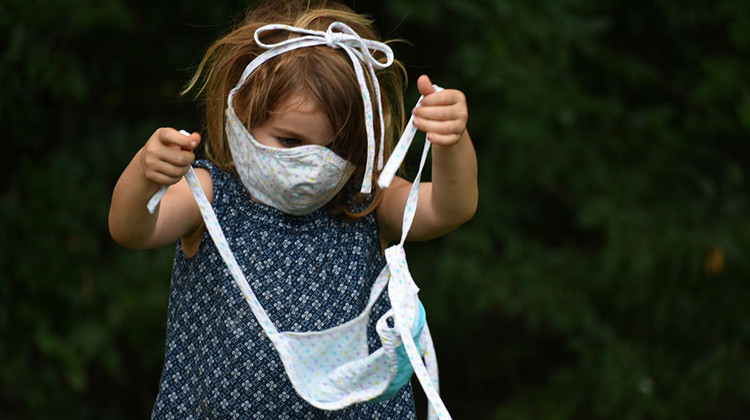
[[272, 93, 322, 115], [264, 93, 334, 145]]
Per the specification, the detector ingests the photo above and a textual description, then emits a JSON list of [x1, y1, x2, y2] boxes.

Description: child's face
[[251, 94, 334, 149]]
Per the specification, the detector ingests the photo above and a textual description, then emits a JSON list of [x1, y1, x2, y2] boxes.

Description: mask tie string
[[183, 163, 280, 338], [377, 86, 443, 191], [380, 86, 452, 420]]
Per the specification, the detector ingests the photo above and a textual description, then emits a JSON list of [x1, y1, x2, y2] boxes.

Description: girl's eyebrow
[[271, 126, 308, 141]]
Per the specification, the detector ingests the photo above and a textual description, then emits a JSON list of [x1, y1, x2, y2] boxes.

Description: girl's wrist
[[430, 128, 467, 150]]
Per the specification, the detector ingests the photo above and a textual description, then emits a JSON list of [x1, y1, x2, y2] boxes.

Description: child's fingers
[[182, 131, 202, 149], [146, 171, 183, 186], [144, 159, 191, 185], [413, 117, 466, 137], [158, 127, 200, 151], [155, 147, 195, 168], [419, 89, 466, 107], [413, 104, 466, 122], [417, 74, 435, 96], [145, 138, 194, 166], [155, 160, 191, 178], [140, 127, 198, 186], [142, 149, 194, 186]]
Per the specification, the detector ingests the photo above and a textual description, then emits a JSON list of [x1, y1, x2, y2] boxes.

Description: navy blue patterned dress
[[151, 160, 416, 419]]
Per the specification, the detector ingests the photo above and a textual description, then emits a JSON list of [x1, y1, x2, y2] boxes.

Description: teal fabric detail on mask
[[369, 300, 427, 403]]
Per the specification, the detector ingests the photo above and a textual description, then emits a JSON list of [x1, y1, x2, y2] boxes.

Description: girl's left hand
[[412, 74, 469, 147]]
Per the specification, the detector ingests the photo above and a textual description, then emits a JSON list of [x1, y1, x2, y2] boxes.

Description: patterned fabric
[[151, 160, 416, 419], [226, 103, 355, 216]]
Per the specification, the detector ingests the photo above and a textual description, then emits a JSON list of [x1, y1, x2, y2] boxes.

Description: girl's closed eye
[[278, 137, 303, 147]]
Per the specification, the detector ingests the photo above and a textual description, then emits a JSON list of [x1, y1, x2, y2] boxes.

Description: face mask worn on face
[[225, 115, 354, 215], [147, 22, 453, 420], [224, 21, 395, 215]]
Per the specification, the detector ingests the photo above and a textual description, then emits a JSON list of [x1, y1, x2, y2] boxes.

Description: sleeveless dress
[[151, 160, 417, 419]]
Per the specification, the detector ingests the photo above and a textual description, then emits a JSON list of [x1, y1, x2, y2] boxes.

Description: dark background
[[2, 0, 750, 418]]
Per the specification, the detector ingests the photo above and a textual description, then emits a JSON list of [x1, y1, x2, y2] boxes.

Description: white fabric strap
[[385, 246, 450, 419], [182, 165, 279, 337], [399, 135, 430, 246], [420, 324, 441, 420], [147, 185, 167, 214], [379, 85, 451, 419], [377, 86, 443, 190]]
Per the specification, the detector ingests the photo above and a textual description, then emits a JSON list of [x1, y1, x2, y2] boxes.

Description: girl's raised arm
[[108, 128, 212, 249], [378, 75, 478, 243]]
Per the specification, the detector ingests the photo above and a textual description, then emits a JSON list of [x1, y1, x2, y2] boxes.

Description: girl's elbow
[[457, 191, 478, 225], [108, 213, 146, 249], [110, 231, 151, 249], [440, 198, 478, 234], [109, 221, 135, 249], [456, 200, 477, 228]]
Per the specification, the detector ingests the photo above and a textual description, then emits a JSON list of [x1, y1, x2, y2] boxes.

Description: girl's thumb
[[417, 74, 436, 96]]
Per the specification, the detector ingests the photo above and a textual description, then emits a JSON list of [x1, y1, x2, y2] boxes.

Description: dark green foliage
[[2, 0, 749, 418]]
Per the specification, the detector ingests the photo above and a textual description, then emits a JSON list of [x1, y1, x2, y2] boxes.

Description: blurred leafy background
[[2, 0, 750, 418]]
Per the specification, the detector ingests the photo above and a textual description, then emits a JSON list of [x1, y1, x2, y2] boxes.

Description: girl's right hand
[[140, 127, 201, 186]]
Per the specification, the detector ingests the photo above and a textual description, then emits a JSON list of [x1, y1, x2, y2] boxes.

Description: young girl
[[109, 0, 477, 418]]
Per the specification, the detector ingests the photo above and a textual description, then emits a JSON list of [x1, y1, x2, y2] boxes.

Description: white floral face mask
[[225, 109, 355, 215]]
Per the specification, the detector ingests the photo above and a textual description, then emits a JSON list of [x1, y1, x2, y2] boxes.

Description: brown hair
[[183, 0, 407, 218]]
